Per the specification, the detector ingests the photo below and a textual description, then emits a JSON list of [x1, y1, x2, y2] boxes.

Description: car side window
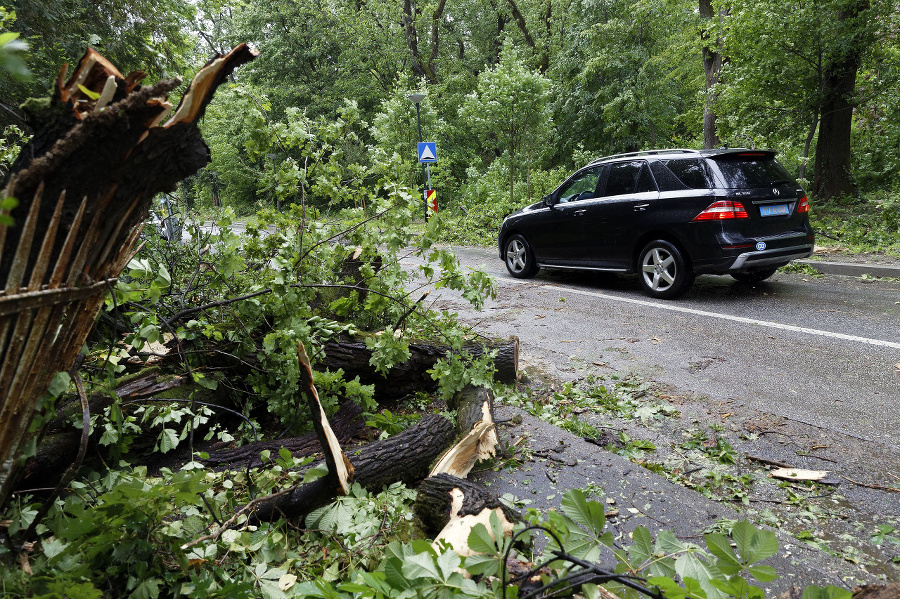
[[557, 166, 602, 203], [600, 161, 643, 196], [652, 159, 714, 190], [636, 163, 658, 193]]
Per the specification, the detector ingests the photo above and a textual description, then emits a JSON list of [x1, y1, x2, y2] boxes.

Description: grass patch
[[811, 189, 900, 255]]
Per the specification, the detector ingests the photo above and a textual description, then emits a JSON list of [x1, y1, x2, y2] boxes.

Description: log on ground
[[320, 336, 519, 400], [249, 412, 456, 522], [200, 401, 366, 471], [414, 473, 520, 536]]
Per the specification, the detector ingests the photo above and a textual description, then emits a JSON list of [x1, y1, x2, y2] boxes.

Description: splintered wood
[[297, 342, 354, 495], [0, 44, 257, 509]]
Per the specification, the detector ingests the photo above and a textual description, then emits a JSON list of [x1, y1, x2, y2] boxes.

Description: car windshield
[[712, 154, 795, 188]]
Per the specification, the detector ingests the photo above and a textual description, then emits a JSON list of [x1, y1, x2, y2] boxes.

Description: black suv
[[498, 148, 814, 298]]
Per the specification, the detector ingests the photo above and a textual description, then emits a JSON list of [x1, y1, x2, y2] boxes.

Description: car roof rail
[[590, 148, 700, 164]]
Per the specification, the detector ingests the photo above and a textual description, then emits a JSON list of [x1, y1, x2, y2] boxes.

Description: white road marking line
[[541, 284, 900, 350]]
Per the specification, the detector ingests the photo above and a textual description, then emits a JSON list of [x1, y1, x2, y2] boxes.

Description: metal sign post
[[418, 141, 437, 218]]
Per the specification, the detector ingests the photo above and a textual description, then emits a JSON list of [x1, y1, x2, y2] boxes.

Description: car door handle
[[633, 203, 650, 212], [573, 209, 587, 216]]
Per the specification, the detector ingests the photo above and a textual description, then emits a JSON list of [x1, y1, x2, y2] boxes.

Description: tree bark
[[199, 401, 365, 471], [812, 0, 868, 200], [699, 0, 725, 149], [414, 473, 519, 536], [249, 413, 456, 522], [319, 336, 519, 400]]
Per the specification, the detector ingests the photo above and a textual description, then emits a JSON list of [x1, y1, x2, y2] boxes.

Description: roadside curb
[[796, 259, 900, 279]]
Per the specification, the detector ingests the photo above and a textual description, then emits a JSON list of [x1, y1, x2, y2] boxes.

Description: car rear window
[[712, 154, 795, 188]]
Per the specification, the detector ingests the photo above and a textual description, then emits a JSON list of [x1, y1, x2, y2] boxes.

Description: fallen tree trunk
[[320, 336, 519, 400], [200, 401, 365, 471], [248, 412, 456, 522], [20, 370, 190, 488], [414, 473, 519, 536]]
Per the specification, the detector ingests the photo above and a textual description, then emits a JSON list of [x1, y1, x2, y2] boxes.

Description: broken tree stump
[[414, 473, 520, 536], [0, 44, 257, 509], [320, 336, 519, 400], [430, 384, 499, 478]]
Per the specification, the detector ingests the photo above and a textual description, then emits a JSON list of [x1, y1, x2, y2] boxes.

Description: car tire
[[504, 234, 539, 279], [730, 267, 778, 284], [638, 240, 694, 299]]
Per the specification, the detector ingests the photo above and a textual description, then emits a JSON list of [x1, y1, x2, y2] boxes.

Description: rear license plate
[[760, 203, 790, 217]]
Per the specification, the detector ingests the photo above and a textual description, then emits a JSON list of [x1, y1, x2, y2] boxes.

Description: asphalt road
[[427, 246, 900, 452]]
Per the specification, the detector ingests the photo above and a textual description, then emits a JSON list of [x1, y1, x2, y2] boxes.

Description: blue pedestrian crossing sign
[[418, 142, 437, 163]]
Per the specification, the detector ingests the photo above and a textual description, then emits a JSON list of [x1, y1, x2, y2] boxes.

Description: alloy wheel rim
[[642, 247, 676, 291], [506, 239, 527, 273]]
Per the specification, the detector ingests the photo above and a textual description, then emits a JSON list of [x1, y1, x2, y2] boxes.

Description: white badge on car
[[756, 242, 767, 251]]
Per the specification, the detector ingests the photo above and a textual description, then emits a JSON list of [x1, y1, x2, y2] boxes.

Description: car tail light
[[797, 196, 809, 213], [693, 201, 750, 221]]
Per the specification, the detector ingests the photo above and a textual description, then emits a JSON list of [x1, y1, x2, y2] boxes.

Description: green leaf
[[704, 533, 741, 574], [801, 586, 853, 599], [461, 553, 499, 577], [647, 577, 689, 599], [436, 549, 461, 579], [732, 520, 778, 563], [560, 488, 605, 534], [401, 552, 440, 580], [467, 523, 498, 555], [675, 553, 726, 599], [747, 564, 778, 583], [41, 536, 68, 559], [47, 371, 72, 397], [630, 526, 654, 564], [158, 428, 179, 453]]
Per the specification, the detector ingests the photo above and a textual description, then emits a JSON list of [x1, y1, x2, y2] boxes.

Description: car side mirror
[[542, 194, 556, 207]]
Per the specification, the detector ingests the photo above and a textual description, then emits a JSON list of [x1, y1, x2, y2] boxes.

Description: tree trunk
[[812, 0, 868, 200], [0, 45, 257, 509], [699, 0, 725, 149], [414, 473, 519, 535], [249, 413, 456, 522], [812, 64, 858, 199], [319, 336, 519, 400], [198, 401, 365, 471]]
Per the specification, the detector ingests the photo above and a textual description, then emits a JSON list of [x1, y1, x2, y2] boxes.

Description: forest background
[[2, 0, 900, 243]]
